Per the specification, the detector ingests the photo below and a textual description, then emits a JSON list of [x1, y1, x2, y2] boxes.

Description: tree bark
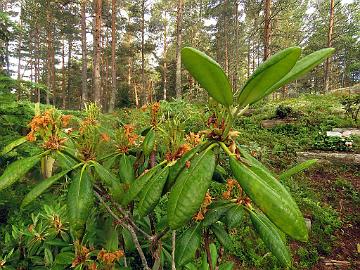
[[81, 0, 88, 108], [66, 38, 73, 109], [93, 0, 102, 106], [108, 0, 117, 112], [324, 0, 335, 92], [140, 0, 146, 105], [17, 15, 22, 100], [61, 40, 66, 109], [163, 11, 168, 101], [46, 5, 55, 105], [263, 0, 271, 61], [175, 0, 183, 99]]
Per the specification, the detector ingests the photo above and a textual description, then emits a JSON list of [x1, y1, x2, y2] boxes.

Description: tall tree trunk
[[35, 26, 40, 103], [108, 0, 117, 112], [247, 36, 251, 79], [81, 0, 88, 108], [233, 1, 239, 92], [263, 0, 271, 60], [163, 12, 168, 101], [175, 0, 183, 99], [324, 0, 334, 92], [17, 16, 22, 100], [66, 39, 73, 109], [46, 6, 55, 105], [140, 0, 146, 105], [61, 40, 66, 109], [93, 0, 102, 106]]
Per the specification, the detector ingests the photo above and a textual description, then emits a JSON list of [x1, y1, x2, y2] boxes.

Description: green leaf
[[67, 166, 94, 239], [168, 148, 216, 229], [209, 243, 217, 269], [55, 151, 78, 170], [143, 128, 156, 156], [219, 262, 234, 270], [21, 168, 73, 208], [230, 157, 308, 242], [223, 204, 244, 229], [250, 209, 291, 267], [175, 223, 202, 267], [137, 166, 169, 217], [261, 48, 335, 99], [119, 154, 135, 185], [211, 223, 233, 251], [92, 161, 124, 202], [279, 159, 317, 180], [0, 154, 42, 191], [237, 47, 301, 106], [203, 201, 232, 227], [54, 252, 74, 265], [181, 47, 233, 106], [121, 166, 160, 206], [0, 136, 27, 156]]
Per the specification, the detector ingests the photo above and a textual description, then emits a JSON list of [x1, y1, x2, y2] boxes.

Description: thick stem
[[204, 229, 213, 270]]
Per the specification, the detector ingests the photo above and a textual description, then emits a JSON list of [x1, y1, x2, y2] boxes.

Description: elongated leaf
[[67, 166, 94, 239], [54, 252, 74, 265], [137, 166, 169, 217], [119, 154, 135, 185], [279, 159, 317, 180], [55, 151, 78, 169], [0, 154, 41, 191], [121, 166, 160, 206], [164, 145, 201, 192], [181, 47, 233, 106], [224, 204, 244, 229], [21, 168, 73, 208], [1, 136, 27, 156], [175, 222, 202, 267], [92, 161, 124, 202], [184, 263, 198, 270], [250, 210, 291, 267], [237, 47, 301, 106], [211, 223, 233, 251], [219, 262, 234, 270], [261, 48, 335, 99], [230, 157, 308, 241], [209, 243, 217, 269], [203, 201, 232, 227], [168, 148, 216, 229], [143, 129, 155, 156]]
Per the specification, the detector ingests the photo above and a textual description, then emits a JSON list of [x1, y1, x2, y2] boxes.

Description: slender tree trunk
[[93, 0, 102, 106], [66, 38, 73, 109], [109, 0, 117, 112], [140, 0, 146, 105], [247, 36, 251, 79], [35, 26, 40, 103], [81, 0, 88, 108], [324, 0, 334, 92], [175, 0, 183, 99], [263, 0, 271, 60], [61, 40, 66, 109], [134, 84, 139, 108], [163, 12, 168, 101], [46, 6, 55, 105], [17, 16, 22, 100], [233, 1, 239, 92]]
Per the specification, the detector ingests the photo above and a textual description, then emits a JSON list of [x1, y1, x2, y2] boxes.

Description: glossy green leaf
[[67, 166, 94, 239], [203, 201, 232, 227], [184, 263, 198, 270], [209, 243, 217, 269], [237, 47, 301, 106], [55, 151, 78, 170], [21, 168, 73, 208], [181, 47, 233, 106], [168, 148, 216, 229], [0, 154, 42, 191], [239, 147, 298, 210], [92, 161, 124, 202], [137, 166, 169, 217], [143, 128, 155, 156], [54, 252, 74, 265], [279, 159, 318, 180], [122, 227, 136, 252], [211, 223, 233, 251], [164, 145, 201, 192], [224, 204, 244, 229], [219, 262, 234, 270], [261, 48, 335, 99], [121, 165, 160, 206], [250, 209, 291, 267], [0, 136, 27, 156], [230, 157, 308, 242], [175, 222, 202, 267], [119, 154, 135, 185]]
